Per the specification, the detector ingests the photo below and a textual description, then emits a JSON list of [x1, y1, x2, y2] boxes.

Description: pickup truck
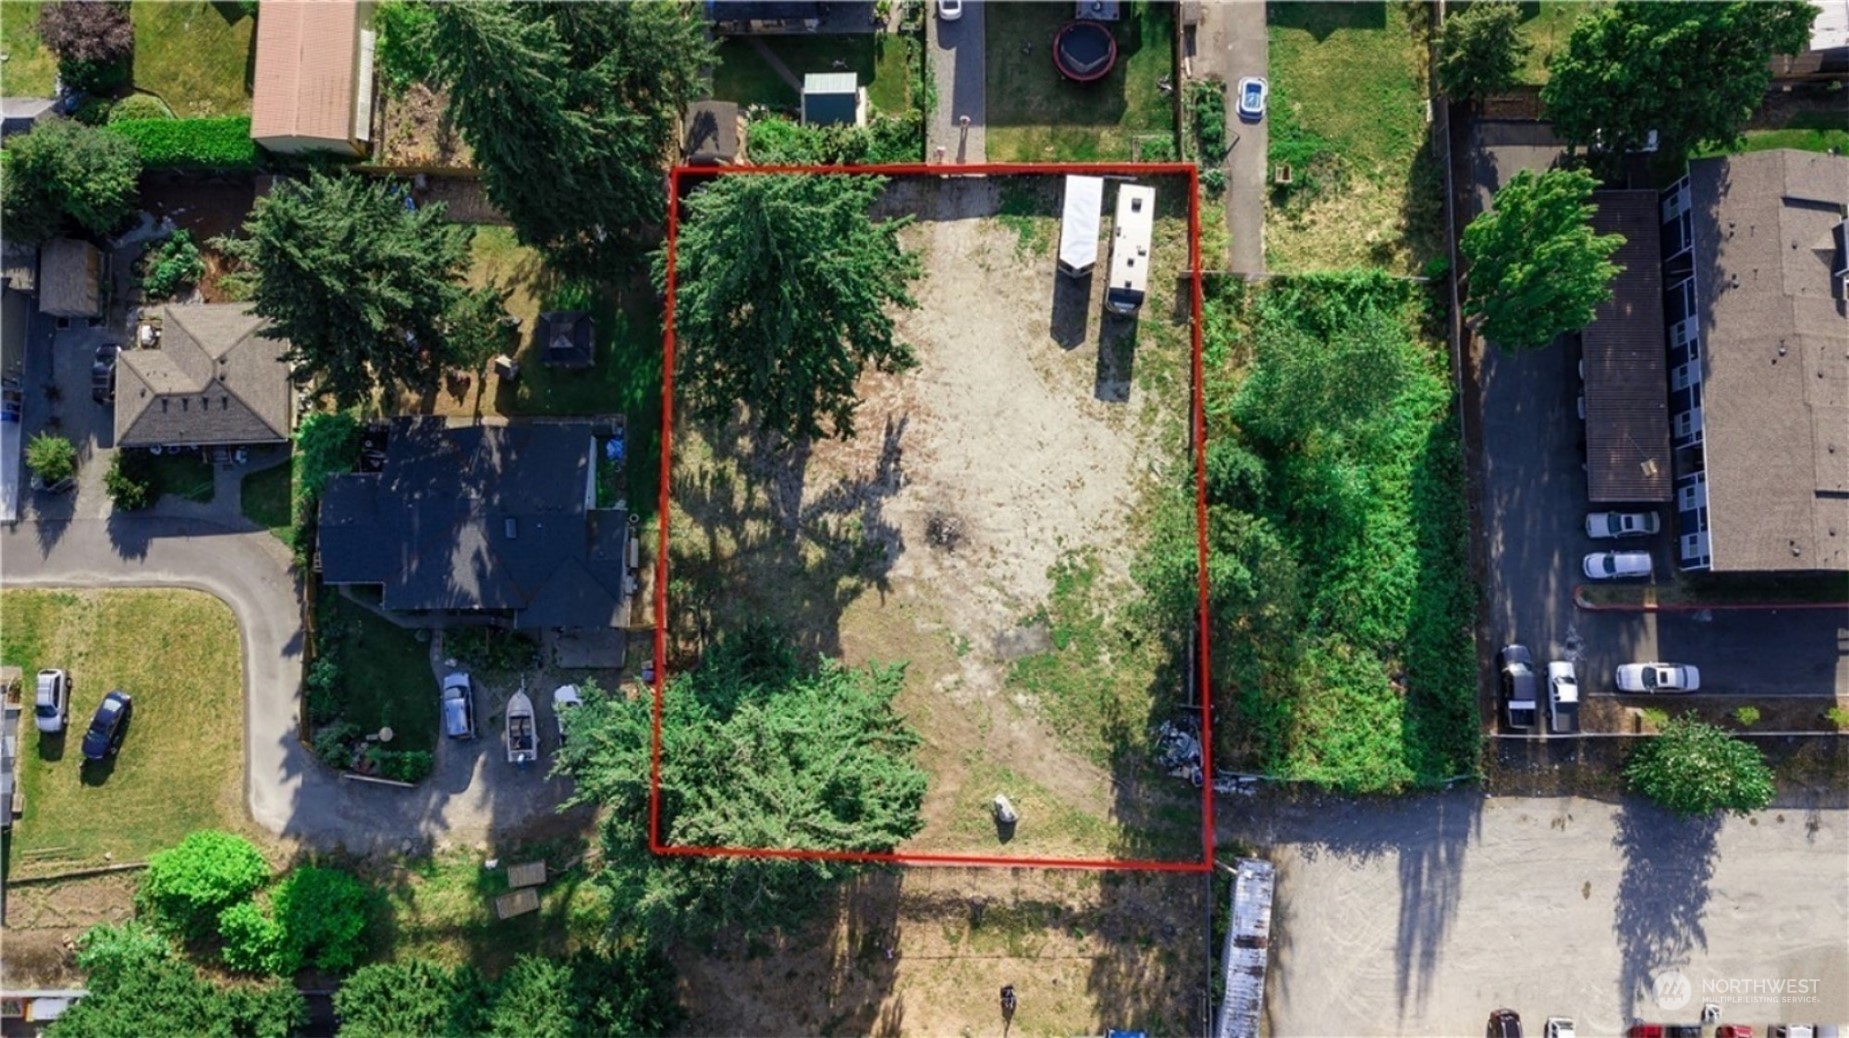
[[1547, 661, 1580, 735], [1499, 644, 1538, 731]]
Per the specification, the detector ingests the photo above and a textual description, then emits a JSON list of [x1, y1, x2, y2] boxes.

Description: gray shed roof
[[37, 239, 101, 317], [1584, 191, 1671, 503], [116, 305, 294, 448], [802, 73, 859, 126], [318, 418, 630, 630], [1687, 150, 1849, 572]]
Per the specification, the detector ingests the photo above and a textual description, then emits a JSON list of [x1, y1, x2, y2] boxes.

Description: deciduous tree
[[1461, 168, 1623, 352], [1542, 1, 1816, 168], [37, 1, 134, 93], [664, 174, 922, 442], [1, 117, 142, 242], [1625, 715, 1776, 816], [555, 629, 927, 940], [216, 172, 479, 408], [25, 433, 77, 486], [137, 830, 271, 940], [1437, 0, 1529, 103], [425, 1, 714, 277]]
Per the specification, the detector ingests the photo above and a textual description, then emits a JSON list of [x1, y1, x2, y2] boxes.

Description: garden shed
[[537, 311, 596, 369], [684, 100, 741, 165], [251, 0, 376, 156], [801, 73, 864, 127], [36, 240, 102, 319]]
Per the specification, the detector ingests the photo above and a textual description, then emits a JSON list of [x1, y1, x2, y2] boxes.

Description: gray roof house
[[318, 418, 631, 632], [1661, 149, 1849, 573], [116, 305, 295, 449]]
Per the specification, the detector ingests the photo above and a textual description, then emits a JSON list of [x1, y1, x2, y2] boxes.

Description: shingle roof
[[1688, 150, 1849, 572], [1584, 191, 1671, 503], [684, 100, 740, 165], [251, 0, 360, 145], [537, 311, 595, 368], [115, 305, 293, 447], [318, 418, 630, 630], [36, 239, 100, 317]]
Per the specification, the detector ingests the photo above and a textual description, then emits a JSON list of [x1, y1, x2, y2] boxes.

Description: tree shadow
[[1268, 0, 1387, 39], [1611, 800, 1720, 1013]]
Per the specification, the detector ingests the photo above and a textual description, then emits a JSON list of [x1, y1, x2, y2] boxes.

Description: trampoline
[[1053, 20, 1117, 83]]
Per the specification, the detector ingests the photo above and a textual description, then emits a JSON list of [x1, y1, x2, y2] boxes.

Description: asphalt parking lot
[[1476, 330, 1849, 706]]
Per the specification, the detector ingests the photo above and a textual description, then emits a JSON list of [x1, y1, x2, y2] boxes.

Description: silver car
[[441, 671, 478, 739], [34, 668, 69, 734], [1585, 511, 1661, 539], [1582, 550, 1652, 580], [1616, 662, 1701, 693]]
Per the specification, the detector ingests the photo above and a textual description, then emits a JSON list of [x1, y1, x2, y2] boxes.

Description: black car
[[91, 343, 119, 404], [81, 690, 132, 761], [1488, 1009, 1523, 1038]]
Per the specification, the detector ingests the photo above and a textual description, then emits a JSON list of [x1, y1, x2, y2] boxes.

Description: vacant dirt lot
[[669, 174, 1200, 862]]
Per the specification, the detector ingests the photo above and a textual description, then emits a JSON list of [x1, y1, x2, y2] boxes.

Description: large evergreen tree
[[425, 1, 713, 277], [555, 629, 927, 940], [217, 172, 483, 408], [1461, 168, 1623, 352], [1, 117, 142, 243], [49, 922, 305, 1038], [665, 174, 922, 442], [1437, 0, 1529, 103], [1542, 1, 1816, 169]]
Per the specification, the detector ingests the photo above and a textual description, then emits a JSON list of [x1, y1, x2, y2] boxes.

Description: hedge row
[[105, 116, 259, 171]]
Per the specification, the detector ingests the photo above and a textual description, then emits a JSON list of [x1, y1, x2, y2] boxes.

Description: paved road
[[1221, 791, 1849, 1036], [1191, 0, 1266, 273], [927, 0, 986, 163], [0, 516, 570, 853]]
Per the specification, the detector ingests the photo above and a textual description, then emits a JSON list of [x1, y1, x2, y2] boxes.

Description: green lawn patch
[[143, 449, 215, 503], [1694, 115, 1849, 159], [712, 33, 913, 115], [1510, 0, 1601, 85], [1, 1, 58, 97], [985, 0, 1176, 161], [130, 0, 255, 117], [314, 589, 438, 753], [240, 461, 293, 544], [369, 841, 608, 971], [1, 589, 248, 877]]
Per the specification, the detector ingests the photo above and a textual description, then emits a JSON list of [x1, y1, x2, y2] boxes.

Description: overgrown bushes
[[333, 949, 683, 1038], [138, 830, 272, 940], [108, 93, 174, 123], [25, 432, 77, 487], [1626, 715, 1775, 816], [106, 116, 259, 171], [445, 627, 541, 671], [747, 110, 923, 165], [141, 229, 205, 299], [105, 450, 154, 511]]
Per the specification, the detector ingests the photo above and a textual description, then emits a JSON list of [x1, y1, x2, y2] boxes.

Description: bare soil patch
[[136, 173, 257, 303], [377, 83, 475, 171]]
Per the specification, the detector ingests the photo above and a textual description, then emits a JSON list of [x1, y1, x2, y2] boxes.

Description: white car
[[552, 684, 584, 746], [1586, 511, 1661, 539], [1583, 550, 1652, 580], [1545, 1017, 1577, 1038], [937, 0, 962, 21], [1546, 661, 1579, 734], [441, 671, 478, 739], [34, 668, 69, 734], [1616, 662, 1701, 693]]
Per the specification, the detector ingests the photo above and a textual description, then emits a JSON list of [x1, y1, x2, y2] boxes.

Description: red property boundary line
[[654, 162, 1211, 872], [1572, 586, 1849, 613]]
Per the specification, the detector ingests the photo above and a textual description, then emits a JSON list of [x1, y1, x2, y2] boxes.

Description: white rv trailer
[[1057, 174, 1104, 277], [1105, 184, 1155, 315]]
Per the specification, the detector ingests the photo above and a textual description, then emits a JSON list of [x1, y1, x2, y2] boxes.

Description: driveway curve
[[0, 517, 548, 853]]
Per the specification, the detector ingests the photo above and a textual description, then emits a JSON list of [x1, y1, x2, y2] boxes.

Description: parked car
[[1586, 511, 1661, 538], [1546, 660, 1579, 734], [34, 668, 69, 734], [80, 690, 132, 761], [441, 671, 477, 739], [1716, 1026, 1755, 1038], [1628, 1027, 1702, 1038], [1498, 644, 1538, 731], [937, 0, 962, 20], [91, 343, 118, 404], [1616, 662, 1701, 693], [1488, 1009, 1523, 1038], [1237, 76, 1268, 121], [552, 684, 583, 746], [1546, 1019, 1577, 1038], [1583, 550, 1653, 580]]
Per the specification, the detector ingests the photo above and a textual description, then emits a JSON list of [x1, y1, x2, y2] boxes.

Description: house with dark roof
[[115, 305, 295, 450], [318, 418, 632, 634], [1659, 149, 1849, 572], [1582, 190, 1671, 505]]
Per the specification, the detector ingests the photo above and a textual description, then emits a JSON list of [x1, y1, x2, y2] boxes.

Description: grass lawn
[[1266, 1, 1434, 273], [1695, 111, 1849, 159], [315, 589, 437, 752], [130, 0, 254, 117], [0, 1, 58, 97], [713, 32, 914, 115], [1510, 0, 1600, 85], [240, 461, 292, 544], [143, 449, 215, 504], [985, 0, 1176, 161], [0, 589, 247, 877]]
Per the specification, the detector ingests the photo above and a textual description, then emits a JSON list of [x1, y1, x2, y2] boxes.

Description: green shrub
[[272, 866, 372, 973], [26, 433, 77, 486], [106, 117, 259, 171], [1190, 79, 1227, 162], [109, 93, 174, 123], [138, 831, 272, 940], [444, 628, 540, 671], [747, 111, 923, 165], [141, 229, 206, 299], [73, 921, 173, 987], [374, 749, 433, 784], [333, 961, 490, 1038], [1733, 706, 1761, 727], [1625, 715, 1776, 816], [375, 0, 437, 95], [217, 900, 288, 975], [304, 657, 342, 725], [105, 451, 153, 511], [72, 96, 114, 126], [1828, 706, 1849, 730], [312, 721, 360, 769]]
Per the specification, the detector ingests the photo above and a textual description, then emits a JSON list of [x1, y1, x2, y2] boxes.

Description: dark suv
[[1488, 1009, 1523, 1038]]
